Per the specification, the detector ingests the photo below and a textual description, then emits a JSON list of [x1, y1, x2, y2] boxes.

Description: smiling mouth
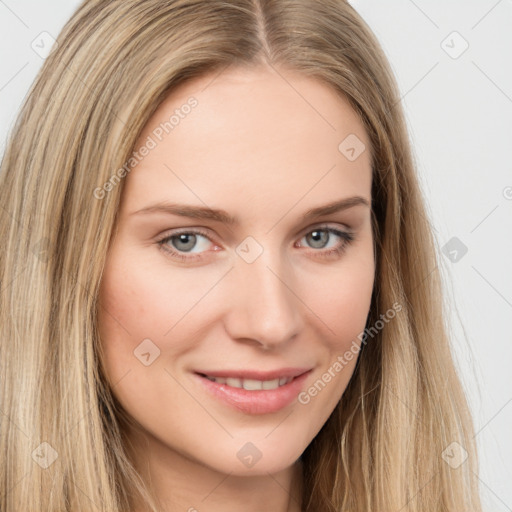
[[198, 373, 294, 390], [194, 369, 312, 414]]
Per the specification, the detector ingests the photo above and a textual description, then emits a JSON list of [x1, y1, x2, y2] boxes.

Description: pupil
[[174, 233, 196, 252], [308, 230, 327, 248]]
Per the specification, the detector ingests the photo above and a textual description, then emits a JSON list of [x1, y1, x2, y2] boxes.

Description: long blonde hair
[[0, 1, 482, 510]]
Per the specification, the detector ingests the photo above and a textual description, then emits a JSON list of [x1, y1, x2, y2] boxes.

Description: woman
[[0, 1, 482, 511]]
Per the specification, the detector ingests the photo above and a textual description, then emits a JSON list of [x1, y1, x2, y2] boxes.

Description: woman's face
[[98, 64, 374, 477]]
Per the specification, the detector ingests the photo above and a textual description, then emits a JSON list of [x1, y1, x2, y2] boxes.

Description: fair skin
[[98, 63, 375, 512]]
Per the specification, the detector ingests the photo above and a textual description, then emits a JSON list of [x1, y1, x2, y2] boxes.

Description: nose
[[222, 250, 304, 350]]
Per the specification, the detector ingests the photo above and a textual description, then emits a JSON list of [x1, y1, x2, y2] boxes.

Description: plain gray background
[[1, 1, 511, 510]]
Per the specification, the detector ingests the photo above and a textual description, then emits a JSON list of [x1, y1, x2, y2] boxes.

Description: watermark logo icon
[[441, 236, 468, 263], [338, 134, 366, 162], [236, 236, 264, 264], [441, 441, 468, 469], [441, 31, 469, 59], [31, 32, 58, 59], [134, 338, 161, 366], [31, 237, 50, 263], [237, 442, 262, 468], [32, 442, 58, 469]]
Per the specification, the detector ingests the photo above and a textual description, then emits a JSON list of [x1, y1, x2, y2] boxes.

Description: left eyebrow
[[301, 196, 370, 220], [129, 196, 371, 225]]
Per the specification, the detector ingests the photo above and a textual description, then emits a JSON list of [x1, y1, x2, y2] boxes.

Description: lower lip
[[193, 371, 311, 415]]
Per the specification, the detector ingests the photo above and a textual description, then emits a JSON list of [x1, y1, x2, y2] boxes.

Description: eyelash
[[156, 224, 355, 262]]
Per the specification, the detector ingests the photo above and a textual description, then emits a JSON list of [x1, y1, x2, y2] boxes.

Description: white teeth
[[243, 379, 264, 390], [205, 375, 293, 389], [226, 377, 242, 388], [262, 379, 280, 390]]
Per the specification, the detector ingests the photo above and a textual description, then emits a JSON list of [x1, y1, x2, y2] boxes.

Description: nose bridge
[[225, 241, 302, 346]]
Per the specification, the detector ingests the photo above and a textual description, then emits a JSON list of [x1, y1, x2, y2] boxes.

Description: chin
[[203, 437, 306, 477]]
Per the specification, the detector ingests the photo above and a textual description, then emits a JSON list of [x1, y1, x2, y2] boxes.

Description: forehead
[[120, 65, 372, 220]]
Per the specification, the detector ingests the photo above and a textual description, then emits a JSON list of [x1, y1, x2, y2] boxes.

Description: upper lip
[[195, 367, 312, 381]]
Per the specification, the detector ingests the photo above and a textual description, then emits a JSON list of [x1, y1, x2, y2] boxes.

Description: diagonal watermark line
[[200, 471, 234, 502], [0, 0, 29, 28], [62, 407, 93, 440], [61, 369, 132, 440], [410, 200, 439, 235], [163, 163, 237, 238], [398, 471, 438, 511], [164, 368, 234, 438], [473, 396, 512, 438], [470, 204, 499, 233], [383, 382, 430, 432], [266, 163, 337, 234], [96, 299, 133, 337], [471, 265, 512, 309], [0, 203, 24, 230], [471, 469, 512, 511], [471, 0, 504, 30], [110, 368, 132, 391], [393, 62, 439, 107], [265, 265, 336, 336], [265, 471, 301, 509], [199, 63, 232, 93], [0, 62, 29, 91], [265, 409, 294, 438], [63, 266, 133, 337], [267, 62, 337, 131], [0, 261, 30, 295], [3, 470, 31, 503], [411, 264, 438, 295], [0, 405, 30, 439], [407, 0, 439, 29], [163, 266, 235, 336], [73, 479, 102, 511], [472, 61, 512, 105]]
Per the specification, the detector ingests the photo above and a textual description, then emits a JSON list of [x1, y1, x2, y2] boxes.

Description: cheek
[[321, 267, 374, 344], [307, 236, 375, 348], [98, 248, 201, 343], [97, 249, 171, 382], [297, 241, 374, 407], [97, 251, 198, 428], [97, 246, 222, 385]]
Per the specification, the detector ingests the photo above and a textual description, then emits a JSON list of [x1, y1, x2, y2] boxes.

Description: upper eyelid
[[158, 222, 351, 246]]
